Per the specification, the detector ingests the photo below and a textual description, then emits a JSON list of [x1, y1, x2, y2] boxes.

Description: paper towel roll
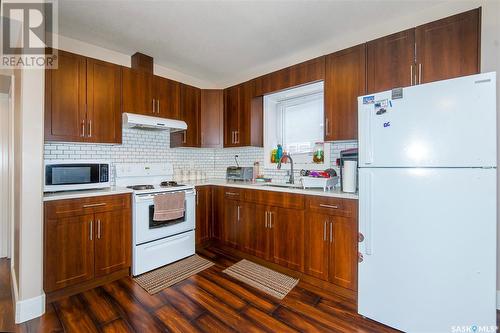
[[342, 160, 358, 193]]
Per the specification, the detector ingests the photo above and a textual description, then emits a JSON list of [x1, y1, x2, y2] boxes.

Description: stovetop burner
[[127, 185, 155, 190], [160, 181, 184, 187]]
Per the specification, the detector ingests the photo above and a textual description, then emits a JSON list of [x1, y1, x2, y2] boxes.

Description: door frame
[[0, 75, 13, 258]]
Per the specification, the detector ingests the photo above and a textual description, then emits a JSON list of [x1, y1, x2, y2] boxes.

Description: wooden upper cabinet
[[94, 209, 131, 278], [367, 29, 416, 94], [122, 67, 152, 116], [44, 213, 95, 292], [224, 84, 240, 147], [200, 90, 223, 148], [86, 58, 122, 144], [324, 44, 366, 141], [45, 50, 86, 142], [223, 81, 263, 148], [415, 8, 480, 84], [253, 56, 325, 96], [154, 75, 180, 120], [171, 83, 200, 147]]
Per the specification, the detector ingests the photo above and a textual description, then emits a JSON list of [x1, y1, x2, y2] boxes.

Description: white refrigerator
[[357, 72, 497, 333]]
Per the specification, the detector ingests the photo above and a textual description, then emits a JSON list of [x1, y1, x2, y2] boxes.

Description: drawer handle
[[225, 192, 239, 196], [83, 203, 107, 208], [319, 204, 339, 209]]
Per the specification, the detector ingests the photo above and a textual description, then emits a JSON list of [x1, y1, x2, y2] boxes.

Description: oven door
[[134, 190, 195, 245]]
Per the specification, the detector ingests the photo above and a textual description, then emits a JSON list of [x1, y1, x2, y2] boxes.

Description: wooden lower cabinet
[[44, 194, 132, 299], [94, 209, 131, 278], [304, 202, 358, 291], [271, 207, 305, 272], [240, 203, 271, 260], [223, 198, 241, 248], [330, 215, 357, 290], [44, 214, 95, 292], [305, 212, 330, 281], [195, 186, 212, 246]]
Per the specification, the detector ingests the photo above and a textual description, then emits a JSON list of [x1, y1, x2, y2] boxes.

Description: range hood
[[123, 113, 187, 132]]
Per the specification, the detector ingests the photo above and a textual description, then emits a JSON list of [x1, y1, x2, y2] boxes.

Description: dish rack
[[301, 176, 338, 191]]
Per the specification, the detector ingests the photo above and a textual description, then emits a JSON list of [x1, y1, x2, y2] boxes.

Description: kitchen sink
[[263, 183, 304, 189]]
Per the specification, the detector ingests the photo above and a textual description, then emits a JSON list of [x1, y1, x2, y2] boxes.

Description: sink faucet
[[277, 153, 294, 184]]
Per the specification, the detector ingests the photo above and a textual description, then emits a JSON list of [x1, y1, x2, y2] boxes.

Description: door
[[224, 85, 240, 147], [122, 67, 152, 116], [329, 216, 357, 290], [44, 214, 94, 292], [200, 90, 223, 148], [44, 50, 86, 142], [304, 212, 330, 281], [367, 29, 416, 94], [195, 186, 211, 246], [324, 44, 366, 141], [240, 203, 270, 260], [358, 72, 496, 168], [86, 58, 122, 144], [271, 207, 304, 272], [358, 168, 496, 332], [154, 75, 181, 119], [223, 199, 240, 248], [171, 84, 200, 147], [415, 8, 480, 84]]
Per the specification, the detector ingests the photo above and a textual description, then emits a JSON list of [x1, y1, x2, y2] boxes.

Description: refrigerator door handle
[[364, 170, 373, 255], [363, 106, 374, 165]]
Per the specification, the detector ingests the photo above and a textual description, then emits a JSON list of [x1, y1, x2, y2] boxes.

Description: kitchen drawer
[[245, 189, 305, 210], [45, 194, 131, 219], [223, 187, 245, 200], [306, 196, 357, 217]]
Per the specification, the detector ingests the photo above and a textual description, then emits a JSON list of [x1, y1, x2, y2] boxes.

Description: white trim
[[497, 290, 500, 310], [11, 267, 45, 324]]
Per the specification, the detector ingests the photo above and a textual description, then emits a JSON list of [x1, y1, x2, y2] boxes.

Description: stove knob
[[358, 232, 364, 242], [358, 252, 364, 263]]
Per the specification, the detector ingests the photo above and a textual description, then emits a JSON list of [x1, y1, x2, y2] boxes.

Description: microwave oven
[[44, 160, 110, 192]]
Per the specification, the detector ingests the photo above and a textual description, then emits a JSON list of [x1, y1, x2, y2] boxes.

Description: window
[[264, 81, 330, 169]]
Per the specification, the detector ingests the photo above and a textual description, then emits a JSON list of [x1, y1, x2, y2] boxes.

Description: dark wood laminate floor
[[0, 249, 407, 332]]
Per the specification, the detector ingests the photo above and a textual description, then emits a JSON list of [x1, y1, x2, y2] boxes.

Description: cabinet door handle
[[330, 222, 333, 243], [325, 118, 330, 136], [183, 131, 187, 143], [157, 100, 160, 114], [410, 65, 414, 85], [418, 63, 422, 84], [319, 203, 339, 209], [97, 220, 101, 239], [81, 120, 85, 137], [152, 99, 155, 113], [323, 221, 327, 241], [237, 205, 240, 221], [225, 192, 239, 196], [235, 131, 239, 144], [269, 212, 272, 229], [89, 220, 93, 241], [265, 211, 268, 228], [83, 203, 106, 208], [88, 120, 92, 138]]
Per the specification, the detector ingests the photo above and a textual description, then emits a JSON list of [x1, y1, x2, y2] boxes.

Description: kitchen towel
[[153, 192, 185, 221], [342, 160, 358, 193]]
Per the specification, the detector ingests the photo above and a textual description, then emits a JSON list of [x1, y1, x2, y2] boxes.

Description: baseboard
[[10, 266, 45, 323]]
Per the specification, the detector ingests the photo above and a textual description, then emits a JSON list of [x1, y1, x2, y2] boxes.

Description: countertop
[[43, 180, 358, 202], [188, 179, 358, 200], [43, 187, 133, 202]]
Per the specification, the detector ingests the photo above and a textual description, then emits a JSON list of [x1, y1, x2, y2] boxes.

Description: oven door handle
[[135, 190, 195, 202]]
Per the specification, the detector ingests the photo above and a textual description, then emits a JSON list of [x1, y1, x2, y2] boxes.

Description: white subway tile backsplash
[[44, 128, 357, 185]]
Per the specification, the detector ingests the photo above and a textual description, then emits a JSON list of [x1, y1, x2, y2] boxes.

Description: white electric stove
[[115, 163, 196, 276]]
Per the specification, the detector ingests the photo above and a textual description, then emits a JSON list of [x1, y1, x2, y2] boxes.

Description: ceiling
[[58, 0, 448, 88]]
